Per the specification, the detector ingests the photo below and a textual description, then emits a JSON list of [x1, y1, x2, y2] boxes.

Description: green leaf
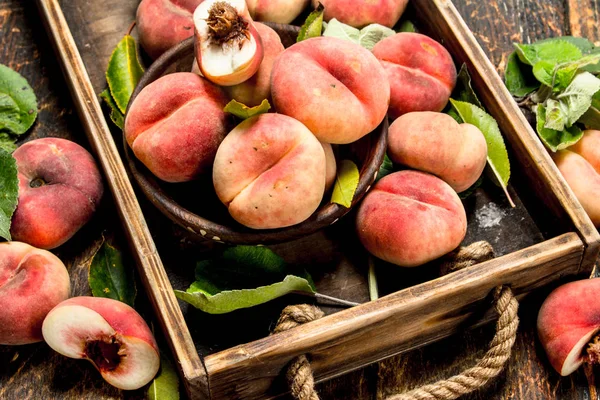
[[0, 64, 38, 135], [89, 239, 137, 306], [0, 133, 16, 153], [223, 99, 271, 120], [100, 89, 124, 130], [543, 72, 600, 131], [147, 352, 179, 400], [323, 19, 395, 50], [397, 20, 416, 33], [505, 52, 540, 97], [579, 106, 600, 129], [175, 246, 315, 314], [376, 153, 394, 182], [0, 149, 18, 241], [535, 103, 583, 152], [548, 36, 596, 53], [106, 35, 144, 114], [514, 40, 582, 66], [297, 3, 324, 42], [331, 159, 359, 208], [449, 99, 514, 206], [532, 54, 600, 91], [452, 64, 483, 108]]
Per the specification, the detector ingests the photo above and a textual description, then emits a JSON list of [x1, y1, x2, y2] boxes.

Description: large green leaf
[[543, 72, 600, 131], [0, 149, 18, 241], [504, 52, 540, 97], [514, 40, 582, 66], [147, 352, 179, 400], [535, 103, 583, 152], [106, 35, 144, 114], [331, 159, 359, 208], [0, 133, 16, 153], [175, 246, 316, 314], [297, 4, 324, 42], [450, 100, 514, 206], [0, 64, 37, 135], [88, 240, 137, 307]]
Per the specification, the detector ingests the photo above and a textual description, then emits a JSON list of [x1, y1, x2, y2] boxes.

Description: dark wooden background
[[1, 0, 599, 399]]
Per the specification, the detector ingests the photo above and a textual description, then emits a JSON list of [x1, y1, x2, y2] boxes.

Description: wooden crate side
[[34, 1, 209, 399], [416, 0, 600, 272], [204, 233, 583, 399]]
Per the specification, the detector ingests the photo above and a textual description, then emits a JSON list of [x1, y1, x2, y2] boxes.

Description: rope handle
[[273, 242, 520, 400]]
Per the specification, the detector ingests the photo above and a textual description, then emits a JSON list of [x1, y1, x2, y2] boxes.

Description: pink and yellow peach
[[137, 0, 205, 60], [271, 37, 390, 144], [356, 171, 467, 267], [213, 113, 326, 229], [247, 0, 310, 24], [124, 72, 229, 183], [372, 33, 457, 120], [313, 0, 408, 28], [10, 138, 104, 250], [388, 112, 488, 193], [0, 241, 70, 345]]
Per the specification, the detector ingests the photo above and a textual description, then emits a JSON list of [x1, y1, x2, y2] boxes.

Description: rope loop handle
[[274, 242, 519, 400]]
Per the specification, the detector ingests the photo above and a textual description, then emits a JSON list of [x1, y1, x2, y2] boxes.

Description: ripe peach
[[0, 241, 70, 345], [224, 22, 284, 107], [213, 113, 326, 229], [312, 0, 408, 28], [372, 32, 457, 120], [124, 72, 229, 183], [552, 149, 600, 226], [387, 112, 488, 192], [356, 170, 467, 267], [42, 296, 160, 390], [570, 129, 600, 171], [194, 0, 264, 86], [271, 37, 390, 144], [137, 0, 205, 60], [10, 138, 104, 250], [537, 279, 600, 376], [247, 0, 309, 24]]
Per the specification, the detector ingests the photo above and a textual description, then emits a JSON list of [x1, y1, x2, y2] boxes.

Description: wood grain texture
[[567, 0, 600, 41]]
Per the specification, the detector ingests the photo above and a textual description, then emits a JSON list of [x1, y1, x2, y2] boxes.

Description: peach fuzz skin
[[42, 297, 159, 390], [388, 112, 488, 193], [552, 148, 600, 226], [356, 171, 467, 267], [247, 0, 309, 24], [537, 279, 600, 376], [312, 0, 408, 28], [224, 23, 284, 107], [271, 36, 390, 144], [373, 32, 457, 120], [10, 138, 104, 250], [125, 72, 229, 183], [213, 113, 326, 229], [0, 242, 70, 345], [137, 0, 205, 60]]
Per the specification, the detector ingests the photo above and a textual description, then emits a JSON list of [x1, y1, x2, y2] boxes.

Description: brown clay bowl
[[123, 24, 388, 245]]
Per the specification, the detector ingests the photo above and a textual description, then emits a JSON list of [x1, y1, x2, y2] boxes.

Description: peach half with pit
[[193, 0, 264, 86], [42, 296, 160, 390], [271, 36, 390, 144], [213, 113, 326, 229], [0, 241, 70, 345], [10, 138, 104, 250]]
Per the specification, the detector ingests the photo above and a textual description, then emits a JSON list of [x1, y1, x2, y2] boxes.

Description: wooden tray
[[36, 0, 600, 399]]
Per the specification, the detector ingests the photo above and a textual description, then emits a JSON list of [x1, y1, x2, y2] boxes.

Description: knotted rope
[[275, 241, 519, 400]]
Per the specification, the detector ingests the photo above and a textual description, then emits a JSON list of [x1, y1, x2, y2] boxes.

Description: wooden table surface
[[1, 0, 600, 399]]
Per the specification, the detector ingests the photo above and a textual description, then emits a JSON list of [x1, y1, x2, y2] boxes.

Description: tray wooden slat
[[34, 1, 209, 398]]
